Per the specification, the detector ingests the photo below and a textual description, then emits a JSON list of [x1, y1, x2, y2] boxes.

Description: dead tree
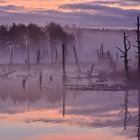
[[87, 63, 94, 78], [62, 43, 66, 81], [135, 16, 140, 77], [36, 48, 41, 64], [27, 40, 31, 76], [10, 46, 14, 65], [117, 32, 131, 78], [100, 43, 104, 60], [73, 45, 80, 71], [97, 43, 105, 62]]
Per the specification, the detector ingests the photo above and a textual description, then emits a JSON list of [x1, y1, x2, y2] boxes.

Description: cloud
[[59, 3, 140, 17], [0, 3, 139, 28], [0, 5, 25, 11], [0, 0, 5, 3], [93, 0, 140, 7], [58, 2, 140, 28]]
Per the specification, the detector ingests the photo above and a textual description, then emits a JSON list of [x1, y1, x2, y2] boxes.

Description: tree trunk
[[62, 43, 66, 80], [137, 89, 140, 140], [137, 16, 140, 77], [10, 45, 14, 65], [73, 45, 80, 71], [27, 40, 31, 76]]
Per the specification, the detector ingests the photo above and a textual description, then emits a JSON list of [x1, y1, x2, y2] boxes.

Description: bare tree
[[134, 16, 140, 77], [10, 45, 14, 65], [97, 43, 105, 62], [62, 43, 66, 80], [27, 39, 31, 75], [73, 45, 80, 71], [36, 48, 41, 64], [87, 63, 94, 78], [117, 32, 131, 78]]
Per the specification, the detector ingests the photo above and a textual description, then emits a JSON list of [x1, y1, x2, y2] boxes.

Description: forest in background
[[0, 16, 139, 81]]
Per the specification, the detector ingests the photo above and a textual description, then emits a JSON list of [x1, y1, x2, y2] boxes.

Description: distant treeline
[[0, 22, 75, 64]]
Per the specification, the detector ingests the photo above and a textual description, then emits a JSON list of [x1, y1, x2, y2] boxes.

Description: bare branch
[[126, 38, 131, 51], [133, 45, 138, 48], [116, 47, 125, 55], [120, 56, 125, 59]]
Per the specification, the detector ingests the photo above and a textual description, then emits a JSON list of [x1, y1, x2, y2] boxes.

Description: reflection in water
[[120, 90, 131, 130], [39, 72, 42, 91], [62, 85, 66, 118], [49, 75, 53, 83], [62, 76, 66, 118], [0, 68, 139, 140], [22, 76, 27, 92], [138, 89, 140, 140]]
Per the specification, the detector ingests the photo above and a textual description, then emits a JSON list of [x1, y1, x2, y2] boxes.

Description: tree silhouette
[[134, 16, 140, 78], [117, 32, 131, 78], [47, 23, 68, 63]]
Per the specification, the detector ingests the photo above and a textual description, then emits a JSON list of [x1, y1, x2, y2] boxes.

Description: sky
[[0, 0, 140, 28]]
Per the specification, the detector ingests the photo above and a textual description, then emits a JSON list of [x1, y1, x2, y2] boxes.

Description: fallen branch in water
[[65, 84, 130, 91], [0, 71, 16, 77]]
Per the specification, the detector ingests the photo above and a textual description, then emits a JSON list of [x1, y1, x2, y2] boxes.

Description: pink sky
[[0, 0, 139, 28]]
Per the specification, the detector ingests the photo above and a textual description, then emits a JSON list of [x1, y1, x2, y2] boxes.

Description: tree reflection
[[137, 89, 140, 140], [62, 76, 66, 118], [22, 76, 27, 92], [63, 85, 66, 118], [39, 72, 42, 91], [119, 90, 131, 130]]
